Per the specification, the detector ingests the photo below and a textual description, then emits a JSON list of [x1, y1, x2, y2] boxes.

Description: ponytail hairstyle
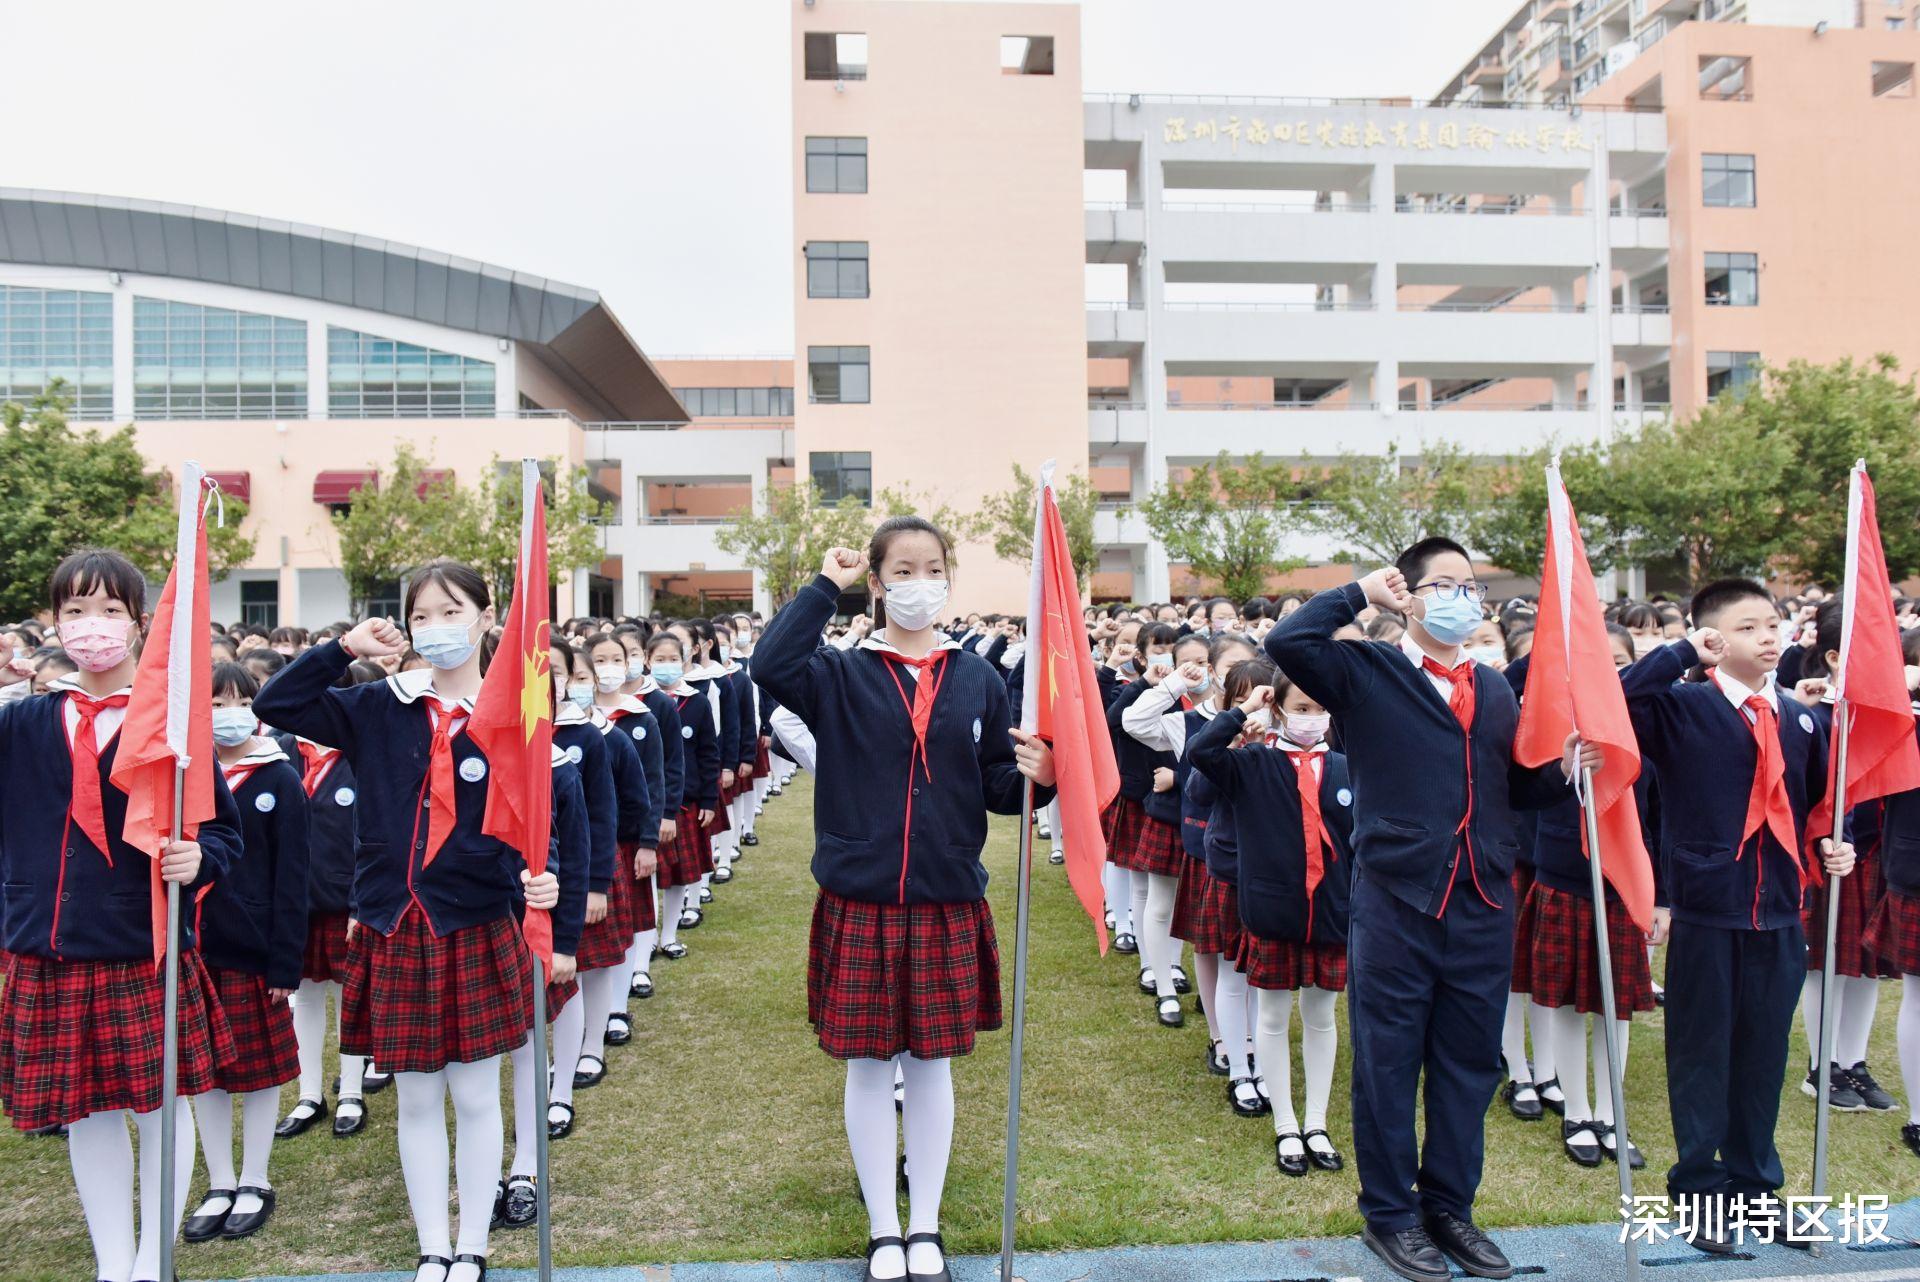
[[1812, 596, 1845, 680], [866, 514, 952, 631]]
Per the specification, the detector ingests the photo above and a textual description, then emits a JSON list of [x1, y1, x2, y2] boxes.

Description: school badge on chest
[[334, 787, 356, 806], [459, 757, 488, 783], [255, 792, 277, 813]]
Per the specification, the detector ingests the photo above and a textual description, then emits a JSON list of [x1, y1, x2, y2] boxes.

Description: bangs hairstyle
[[50, 548, 147, 617], [588, 631, 632, 665], [1141, 621, 1181, 651], [1688, 577, 1773, 628], [1207, 633, 1258, 668], [1223, 657, 1278, 707], [645, 630, 685, 661], [1171, 632, 1210, 663], [1394, 536, 1471, 586], [551, 633, 577, 674], [211, 660, 261, 701], [1615, 601, 1662, 632], [403, 560, 491, 627], [867, 515, 954, 631]]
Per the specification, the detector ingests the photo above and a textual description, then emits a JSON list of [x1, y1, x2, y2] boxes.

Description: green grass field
[[1, 772, 1915, 1279]]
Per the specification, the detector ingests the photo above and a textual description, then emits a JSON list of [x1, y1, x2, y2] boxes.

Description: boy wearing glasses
[[1269, 537, 1594, 1282]]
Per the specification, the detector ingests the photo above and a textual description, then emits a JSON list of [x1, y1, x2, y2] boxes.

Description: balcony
[[1086, 302, 1147, 352], [1608, 209, 1669, 258], [1610, 306, 1671, 350], [1093, 508, 1151, 548], [1472, 55, 1507, 89], [1088, 399, 1149, 446], [1152, 404, 1610, 459], [1086, 202, 1145, 263]]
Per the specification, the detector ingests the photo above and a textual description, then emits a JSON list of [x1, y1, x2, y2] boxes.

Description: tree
[[1468, 441, 1621, 580], [329, 442, 469, 618], [1135, 452, 1306, 601], [1305, 440, 1486, 567], [715, 482, 875, 608], [467, 457, 614, 609], [975, 462, 1100, 590], [0, 386, 255, 619], [1606, 410, 1794, 585]]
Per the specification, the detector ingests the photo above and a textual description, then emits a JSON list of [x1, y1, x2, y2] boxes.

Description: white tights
[[1546, 1005, 1632, 1129], [1900, 974, 1920, 1126], [1215, 962, 1251, 1079], [1192, 951, 1223, 1045], [192, 1086, 281, 1213], [292, 978, 364, 1102], [1801, 971, 1882, 1071], [1131, 869, 1180, 997], [1255, 987, 1339, 1137], [660, 884, 689, 948], [1104, 862, 1132, 936], [1500, 994, 1558, 1086], [395, 1057, 503, 1261], [844, 1054, 954, 1278], [67, 1099, 195, 1282]]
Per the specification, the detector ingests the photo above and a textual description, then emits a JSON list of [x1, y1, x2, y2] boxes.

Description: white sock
[[636, 921, 659, 970], [446, 1056, 503, 1257], [1549, 1005, 1593, 1126], [1839, 974, 1881, 1068], [1255, 988, 1298, 1134], [131, 1098, 195, 1281], [1528, 999, 1558, 1085], [509, 1035, 540, 1179], [582, 967, 620, 1064], [193, 1088, 237, 1194], [660, 885, 687, 947], [1500, 992, 1530, 1082], [1299, 986, 1338, 1134], [1591, 1019, 1631, 1129], [232, 1088, 280, 1212], [395, 1070, 455, 1259], [293, 979, 329, 1102], [1802, 971, 1827, 1071], [900, 1055, 954, 1250], [550, 990, 588, 1110], [1128, 871, 1151, 973], [1900, 975, 1920, 1126], [1105, 862, 1133, 935], [68, 1110, 135, 1282], [1140, 871, 1179, 996], [1215, 964, 1251, 1080], [844, 1057, 904, 1278], [1192, 951, 1223, 1045]]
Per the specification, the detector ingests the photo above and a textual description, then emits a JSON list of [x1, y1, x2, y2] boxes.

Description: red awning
[[313, 470, 378, 505], [417, 468, 454, 497], [203, 470, 250, 504]]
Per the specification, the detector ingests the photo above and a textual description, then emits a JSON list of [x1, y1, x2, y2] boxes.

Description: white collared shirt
[[1399, 633, 1463, 700], [1715, 668, 1780, 721], [51, 679, 132, 749], [1120, 671, 1218, 756], [859, 631, 963, 683]]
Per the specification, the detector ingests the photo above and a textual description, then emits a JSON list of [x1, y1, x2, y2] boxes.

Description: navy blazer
[[1108, 679, 1175, 804], [697, 671, 742, 774], [1189, 767, 1241, 884], [600, 710, 661, 848], [1266, 582, 1571, 917], [553, 716, 620, 894], [253, 642, 571, 941], [1880, 721, 1920, 896], [1621, 639, 1829, 930], [664, 688, 721, 811], [204, 753, 311, 990], [1180, 757, 1213, 860], [728, 668, 758, 768], [637, 689, 685, 814], [756, 574, 1052, 905], [0, 689, 244, 962], [275, 735, 358, 917]]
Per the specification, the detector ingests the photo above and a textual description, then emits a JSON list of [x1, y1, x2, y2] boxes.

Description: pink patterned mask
[[58, 616, 134, 672]]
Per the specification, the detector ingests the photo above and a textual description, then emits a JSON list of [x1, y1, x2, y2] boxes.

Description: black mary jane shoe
[[1204, 1039, 1231, 1076], [489, 1179, 507, 1230], [332, 1097, 367, 1138], [1500, 1078, 1542, 1121], [573, 1055, 607, 1089], [742, 830, 760, 846], [1112, 931, 1138, 955], [712, 865, 734, 884], [1228, 1076, 1269, 1118], [1273, 1132, 1310, 1177], [630, 970, 654, 999], [865, 1234, 908, 1282], [361, 1066, 392, 1094], [905, 1229, 954, 1282], [548, 1101, 575, 1140], [27, 1121, 65, 1137], [452, 1251, 489, 1281], [1535, 1076, 1565, 1116], [1169, 964, 1192, 995], [220, 1186, 277, 1239], [1561, 1119, 1603, 1168], [1422, 1211, 1514, 1279], [1594, 1120, 1644, 1170], [1362, 1224, 1448, 1282], [698, 887, 714, 905], [1156, 995, 1184, 1028], [1303, 1128, 1344, 1171], [660, 941, 689, 960], [1903, 1121, 1920, 1159], [1136, 968, 1157, 995], [503, 1176, 539, 1229], [680, 908, 703, 929], [181, 1189, 235, 1242], [415, 1254, 454, 1282], [1048, 848, 1065, 865], [606, 1012, 633, 1046], [275, 1096, 328, 1139]]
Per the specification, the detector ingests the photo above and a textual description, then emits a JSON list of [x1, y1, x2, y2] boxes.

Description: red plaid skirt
[[301, 910, 354, 985], [1519, 883, 1655, 1016], [755, 741, 771, 775], [1, 952, 235, 1130], [705, 785, 736, 836], [577, 858, 637, 972], [1864, 890, 1920, 977], [1804, 845, 1898, 978], [545, 973, 578, 1019], [1172, 858, 1236, 954], [633, 871, 658, 933], [1100, 798, 1122, 847], [659, 803, 715, 888], [208, 966, 299, 1094], [1509, 863, 1536, 994], [340, 909, 533, 1073], [1115, 808, 1185, 877], [807, 890, 1002, 1061], [1234, 932, 1348, 993]]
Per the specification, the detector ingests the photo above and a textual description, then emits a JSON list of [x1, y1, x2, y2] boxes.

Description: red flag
[[110, 463, 218, 966], [1515, 462, 1656, 932], [1807, 461, 1920, 851], [469, 462, 555, 965], [1020, 461, 1120, 952]]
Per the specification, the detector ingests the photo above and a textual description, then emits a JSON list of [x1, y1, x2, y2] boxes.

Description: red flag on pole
[[1807, 460, 1920, 848], [111, 463, 219, 965], [1514, 460, 1657, 932], [469, 460, 555, 966], [1019, 461, 1120, 952]]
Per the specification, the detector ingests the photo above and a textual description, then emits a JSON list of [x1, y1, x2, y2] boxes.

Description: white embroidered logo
[[972, 717, 982, 744], [334, 787, 356, 807], [459, 758, 488, 783]]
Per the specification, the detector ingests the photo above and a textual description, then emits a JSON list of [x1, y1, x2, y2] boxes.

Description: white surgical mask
[[1631, 634, 1659, 657], [1189, 672, 1212, 696], [1148, 652, 1174, 671], [211, 706, 257, 747], [719, 644, 733, 663], [627, 658, 648, 682], [566, 682, 594, 710], [1247, 707, 1274, 733], [1465, 644, 1505, 667], [882, 579, 950, 633], [412, 621, 479, 670], [594, 665, 627, 693], [1283, 711, 1331, 747]]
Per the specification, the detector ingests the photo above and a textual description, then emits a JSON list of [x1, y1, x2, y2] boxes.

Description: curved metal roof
[[0, 189, 686, 423]]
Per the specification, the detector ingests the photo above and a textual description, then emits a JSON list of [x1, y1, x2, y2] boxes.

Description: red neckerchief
[[67, 691, 131, 865], [1420, 655, 1499, 913], [1282, 746, 1332, 941], [422, 696, 467, 869], [221, 756, 267, 796], [297, 740, 338, 796], [1709, 670, 1802, 876], [878, 651, 951, 774]]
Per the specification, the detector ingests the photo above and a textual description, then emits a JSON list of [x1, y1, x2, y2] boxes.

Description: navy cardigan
[[728, 668, 758, 768], [665, 688, 721, 812], [204, 754, 311, 991], [253, 641, 574, 941], [1621, 639, 1828, 931], [636, 690, 685, 815], [1880, 721, 1920, 897], [554, 716, 620, 895], [600, 710, 662, 848], [1266, 582, 1572, 917], [0, 689, 244, 962], [755, 574, 1052, 905], [275, 735, 358, 917], [1107, 679, 1175, 805], [1190, 768, 1241, 885]]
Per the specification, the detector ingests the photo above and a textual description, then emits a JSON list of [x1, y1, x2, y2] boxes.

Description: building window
[[805, 242, 870, 299], [1706, 350, 1760, 399], [807, 346, 870, 404], [366, 579, 403, 620], [327, 327, 495, 418], [1704, 252, 1758, 306], [805, 137, 868, 193], [1872, 61, 1915, 97], [1001, 35, 1055, 75], [1698, 54, 1751, 100], [0, 285, 113, 419], [672, 386, 795, 417], [804, 32, 867, 80], [1702, 153, 1755, 207], [239, 580, 279, 629], [810, 451, 872, 506], [132, 298, 306, 419]]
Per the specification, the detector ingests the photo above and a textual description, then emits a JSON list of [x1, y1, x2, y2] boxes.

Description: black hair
[[50, 548, 147, 618], [1616, 601, 1662, 632], [867, 515, 953, 632], [1365, 612, 1406, 642], [1204, 596, 1234, 615], [1207, 633, 1258, 668], [345, 659, 387, 685], [1688, 577, 1774, 628], [403, 559, 492, 627], [1171, 632, 1210, 663], [1604, 622, 1634, 657], [551, 633, 577, 675], [1394, 536, 1472, 587], [1241, 597, 1272, 621], [243, 648, 287, 678], [211, 660, 261, 700], [1142, 621, 1181, 651], [33, 647, 77, 676], [1903, 627, 1920, 670], [1505, 624, 1535, 662], [645, 630, 685, 661], [268, 626, 302, 648], [1224, 657, 1278, 707], [1812, 597, 1845, 678]]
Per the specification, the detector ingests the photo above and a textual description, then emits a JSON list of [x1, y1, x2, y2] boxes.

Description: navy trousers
[[1347, 863, 1512, 1234], [1664, 918, 1802, 1201]]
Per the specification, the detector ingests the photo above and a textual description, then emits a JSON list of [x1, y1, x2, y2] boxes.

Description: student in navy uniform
[[253, 561, 569, 1282], [716, 619, 761, 862], [1268, 540, 1592, 1282], [685, 620, 740, 890], [647, 630, 719, 956], [183, 663, 310, 1244], [277, 658, 384, 1141], [1106, 622, 1186, 995], [587, 632, 671, 999], [731, 611, 775, 839], [0, 549, 246, 1282], [755, 522, 1055, 1282], [1863, 627, 1920, 1158], [1096, 620, 1143, 937], [1622, 579, 1854, 1252]]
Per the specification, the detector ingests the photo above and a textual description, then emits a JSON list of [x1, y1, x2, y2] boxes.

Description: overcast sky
[[3, 0, 1519, 355]]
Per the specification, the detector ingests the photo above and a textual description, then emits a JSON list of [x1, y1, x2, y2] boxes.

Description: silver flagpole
[[1579, 760, 1639, 1280], [999, 778, 1037, 1282], [158, 766, 185, 1282], [531, 957, 553, 1281], [1809, 699, 1849, 1255]]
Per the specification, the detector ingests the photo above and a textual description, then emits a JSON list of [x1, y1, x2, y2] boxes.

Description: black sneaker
[[1362, 1224, 1449, 1282], [1902, 1122, 1920, 1159], [1803, 1064, 1866, 1111], [1844, 1061, 1896, 1111]]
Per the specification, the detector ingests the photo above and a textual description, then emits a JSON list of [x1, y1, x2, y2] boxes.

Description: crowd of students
[[3, 526, 1919, 1282]]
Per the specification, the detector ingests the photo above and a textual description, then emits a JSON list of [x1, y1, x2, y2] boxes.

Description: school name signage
[[1161, 114, 1594, 156]]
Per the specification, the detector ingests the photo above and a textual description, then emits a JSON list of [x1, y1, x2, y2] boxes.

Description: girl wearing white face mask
[[589, 630, 675, 994], [186, 662, 311, 1245], [755, 518, 1056, 1282]]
